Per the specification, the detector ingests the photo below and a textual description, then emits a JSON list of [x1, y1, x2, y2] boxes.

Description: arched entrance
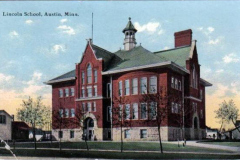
[[193, 117, 199, 140], [84, 117, 94, 140]]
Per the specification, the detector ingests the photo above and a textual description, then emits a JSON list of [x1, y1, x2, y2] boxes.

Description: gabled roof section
[[154, 45, 191, 68], [91, 44, 114, 70], [0, 110, 12, 118], [106, 46, 167, 72], [44, 69, 76, 85]]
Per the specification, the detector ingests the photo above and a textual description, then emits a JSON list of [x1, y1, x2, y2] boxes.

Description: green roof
[[122, 18, 137, 33], [46, 69, 76, 84], [91, 44, 114, 70], [106, 46, 166, 72], [154, 46, 191, 68]]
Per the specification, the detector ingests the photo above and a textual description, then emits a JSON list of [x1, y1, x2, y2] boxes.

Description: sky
[[0, 1, 240, 129]]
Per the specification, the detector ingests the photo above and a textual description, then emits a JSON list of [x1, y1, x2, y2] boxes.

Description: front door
[[84, 118, 94, 140]]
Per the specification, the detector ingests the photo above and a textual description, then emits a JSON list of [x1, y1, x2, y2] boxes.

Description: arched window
[[192, 65, 196, 88], [194, 117, 198, 129], [87, 64, 92, 84]]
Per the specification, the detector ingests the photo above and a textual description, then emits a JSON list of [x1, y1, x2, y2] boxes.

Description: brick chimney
[[174, 29, 192, 48]]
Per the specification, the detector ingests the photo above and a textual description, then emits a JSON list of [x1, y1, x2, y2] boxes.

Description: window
[[171, 77, 174, 88], [171, 102, 175, 113], [94, 85, 97, 97], [94, 70, 97, 83], [192, 65, 196, 88], [200, 90, 203, 99], [0, 115, 6, 124], [59, 109, 63, 118], [178, 80, 181, 91], [125, 79, 130, 95], [141, 77, 147, 94], [58, 131, 63, 139], [149, 76, 157, 93], [107, 106, 111, 122], [87, 102, 92, 112], [93, 102, 96, 112], [71, 88, 75, 96], [175, 79, 178, 89], [175, 103, 178, 114], [71, 108, 75, 117], [149, 102, 157, 119], [119, 105, 123, 121], [132, 103, 138, 120], [87, 64, 92, 84], [81, 87, 85, 97], [70, 130, 74, 138], [141, 103, 147, 119], [119, 81, 122, 96], [81, 71, 85, 84], [82, 103, 85, 113], [140, 129, 147, 138], [192, 102, 197, 113], [125, 104, 130, 120], [132, 78, 138, 95], [87, 87, 92, 97], [200, 109, 203, 118], [124, 130, 130, 139], [65, 109, 69, 118], [107, 83, 111, 97], [65, 88, 69, 97], [59, 89, 63, 98]]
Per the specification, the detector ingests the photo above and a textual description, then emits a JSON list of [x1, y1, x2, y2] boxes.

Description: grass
[[199, 141, 240, 147], [0, 148, 239, 159], [0, 141, 235, 153]]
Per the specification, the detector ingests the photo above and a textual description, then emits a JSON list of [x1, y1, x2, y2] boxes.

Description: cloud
[[134, 21, 163, 34], [51, 44, 66, 54], [60, 19, 68, 23], [9, 31, 19, 38], [216, 69, 224, 73], [197, 26, 215, 35], [208, 38, 221, 45], [207, 27, 215, 33], [57, 25, 75, 35], [25, 20, 33, 24], [0, 73, 14, 83], [222, 53, 240, 63]]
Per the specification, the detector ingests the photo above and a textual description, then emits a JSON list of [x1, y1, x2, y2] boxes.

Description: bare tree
[[141, 86, 169, 154], [112, 96, 132, 153], [17, 96, 51, 150], [71, 105, 100, 151], [52, 104, 70, 151], [215, 100, 240, 133]]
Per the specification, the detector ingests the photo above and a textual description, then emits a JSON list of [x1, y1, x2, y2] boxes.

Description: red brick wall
[[174, 29, 192, 48]]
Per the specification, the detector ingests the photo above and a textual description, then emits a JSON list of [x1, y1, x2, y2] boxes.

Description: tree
[[52, 104, 70, 151], [215, 100, 240, 133], [17, 96, 51, 150], [112, 96, 132, 153], [141, 86, 169, 153]]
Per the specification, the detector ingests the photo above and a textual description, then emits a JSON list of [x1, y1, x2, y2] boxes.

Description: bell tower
[[123, 17, 137, 51]]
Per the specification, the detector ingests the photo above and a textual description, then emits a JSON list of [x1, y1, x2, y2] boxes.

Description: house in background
[[206, 126, 219, 139], [0, 110, 13, 140], [45, 18, 212, 141], [12, 121, 29, 141]]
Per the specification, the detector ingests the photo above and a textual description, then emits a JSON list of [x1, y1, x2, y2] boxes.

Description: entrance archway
[[84, 117, 94, 140], [193, 117, 199, 140]]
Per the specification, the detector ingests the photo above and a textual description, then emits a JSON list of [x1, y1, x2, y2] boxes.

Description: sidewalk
[[165, 140, 240, 152]]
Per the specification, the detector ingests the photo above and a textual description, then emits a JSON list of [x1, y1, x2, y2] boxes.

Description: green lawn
[[0, 148, 239, 159], [0, 141, 235, 153], [199, 141, 240, 147]]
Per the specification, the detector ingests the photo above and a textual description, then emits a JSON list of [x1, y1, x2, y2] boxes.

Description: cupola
[[122, 17, 137, 51]]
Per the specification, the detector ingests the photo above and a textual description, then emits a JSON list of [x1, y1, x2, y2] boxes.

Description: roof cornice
[[44, 77, 76, 85], [102, 61, 190, 75]]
